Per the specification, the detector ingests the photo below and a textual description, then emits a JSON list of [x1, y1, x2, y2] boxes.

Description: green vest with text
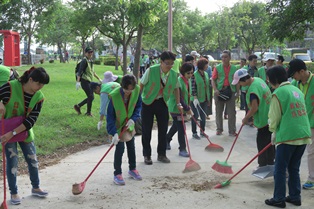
[[273, 84, 311, 143], [101, 82, 121, 94], [4, 80, 44, 143], [109, 85, 140, 134], [142, 64, 178, 105], [215, 64, 237, 92], [291, 77, 314, 128], [168, 76, 190, 114], [246, 78, 271, 128], [191, 70, 210, 103], [0, 65, 10, 86]]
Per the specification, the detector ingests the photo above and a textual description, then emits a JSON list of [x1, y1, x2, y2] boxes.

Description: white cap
[[231, 68, 248, 85], [190, 51, 200, 57], [262, 53, 277, 62]]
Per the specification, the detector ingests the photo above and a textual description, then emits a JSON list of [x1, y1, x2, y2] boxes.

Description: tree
[[266, 0, 314, 41]]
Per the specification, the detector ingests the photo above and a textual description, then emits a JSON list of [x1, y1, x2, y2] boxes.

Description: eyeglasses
[[163, 61, 174, 66]]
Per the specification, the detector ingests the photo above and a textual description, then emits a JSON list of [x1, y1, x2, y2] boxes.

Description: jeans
[[5, 141, 40, 195], [114, 138, 136, 175], [78, 78, 94, 114], [256, 126, 275, 166], [191, 101, 207, 134], [273, 144, 306, 201], [166, 117, 186, 151]]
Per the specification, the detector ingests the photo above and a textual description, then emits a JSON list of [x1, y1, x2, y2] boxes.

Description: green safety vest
[[115, 75, 123, 84], [141, 64, 178, 105], [191, 70, 210, 103], [257, 66, 267, 82], [215, 64, 237, 92], [246, 78, 271, 128], [0, 65, 10, 86], [81, 57, 94, 81], [273, 84, 311, 143], [291, 77, 314, 128], [168, 75, 190, 114], [4, 80, 44, 143], [101, 82, 121, 94], [109, 85, 140, 134]]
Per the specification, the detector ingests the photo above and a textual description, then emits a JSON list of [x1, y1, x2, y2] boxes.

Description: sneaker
[[166, 142, 171, 150], [302, 180, 314, 189], [200, 133, 207, 138], [113, 174, 125, 185], [192, 133, 200, 140], [74, 105, 81, 115], [179, 150, 190, 157], [144, 156, 153, 165], [157, 155, 170, 163], [229, 132, 238, 137], [285, 196, 301, 206], [31, 188, 49, 197], [216, 131, 222, 135], [265, 198, 286, 208], [11, 194, 21, 205], [85, 112, 94, 117], [128, 169, 142, 180]]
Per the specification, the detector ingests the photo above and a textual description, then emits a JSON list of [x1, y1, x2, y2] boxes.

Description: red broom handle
[[180, 113, 193, 160], [1, 114, 7, 203], [191, 116, 214, 143], [225, 124, 244, 162], [227, 142, 272, 182]]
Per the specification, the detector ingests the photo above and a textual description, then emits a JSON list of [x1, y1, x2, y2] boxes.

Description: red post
[[0, 30, 21, 66]]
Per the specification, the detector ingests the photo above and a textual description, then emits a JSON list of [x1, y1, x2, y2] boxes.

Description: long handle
[[1, 115, 7, 203], [84, 127, 127, 182], [225, 124, 244, 162], [197, 104, 207, 117], [226, 143, 272, 183], [180, 113, 192, 160], [191, 116, 213, 144]]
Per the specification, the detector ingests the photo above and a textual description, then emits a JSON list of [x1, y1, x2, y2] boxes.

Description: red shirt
[[212, 64, 231, 86]]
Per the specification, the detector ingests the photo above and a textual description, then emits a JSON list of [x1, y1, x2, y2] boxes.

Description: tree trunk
[[27, 34, 31, 65], [57, 42, 64, 63], [115, 46, 119, 71], [122, 44, 127, 75], [134, 24, 144, 81]]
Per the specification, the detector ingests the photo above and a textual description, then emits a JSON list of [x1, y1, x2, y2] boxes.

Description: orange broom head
[[205, 144, 224, 152], [183, 160, 201, 173], [72, 182, 85, 195], [211, 160, 233, 174]]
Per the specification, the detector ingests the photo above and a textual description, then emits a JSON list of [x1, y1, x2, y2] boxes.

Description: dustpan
[[252, 165, 274, 179]]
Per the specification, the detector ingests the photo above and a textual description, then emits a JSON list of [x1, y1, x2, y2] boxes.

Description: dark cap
[[90, 82, 100, 91], [287, 59, 307, 77], [85, 47, 93, 53]]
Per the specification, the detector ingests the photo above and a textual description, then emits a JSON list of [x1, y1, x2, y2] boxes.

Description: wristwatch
[[12, 130, 17, 136]]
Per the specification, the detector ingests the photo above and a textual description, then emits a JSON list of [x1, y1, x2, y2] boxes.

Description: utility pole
[[168, 0, 173, 51]]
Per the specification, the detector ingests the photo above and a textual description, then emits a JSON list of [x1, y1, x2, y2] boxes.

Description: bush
[[49, 60, 54, 63], [94, 60, 101, 65], [103, 56, 120, 66]]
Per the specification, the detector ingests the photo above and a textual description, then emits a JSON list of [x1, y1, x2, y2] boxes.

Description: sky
[[185, 0, 267, 14]]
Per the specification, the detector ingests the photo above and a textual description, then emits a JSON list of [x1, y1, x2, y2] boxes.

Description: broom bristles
[[205, 145, 224, 152], [212, 161, 233, 174], [183, 160, 201, 173]]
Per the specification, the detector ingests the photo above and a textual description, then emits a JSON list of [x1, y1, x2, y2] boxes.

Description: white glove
[[271, 133, 276, 145], [125, 119, 134, 129], [97, 121, 103, 130], [193, 98, 200, 107], [111, 133, 120, 145], [76, 82, 81, 90]]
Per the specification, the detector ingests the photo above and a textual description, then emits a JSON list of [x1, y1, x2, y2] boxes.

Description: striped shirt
[[0, 82, 43, 130]]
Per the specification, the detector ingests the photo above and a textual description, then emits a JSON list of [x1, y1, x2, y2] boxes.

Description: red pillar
[[0, 30, 21, 66]]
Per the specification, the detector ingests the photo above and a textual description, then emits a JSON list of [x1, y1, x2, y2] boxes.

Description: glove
[[111, 133, 120, 145], [76, 82, 81, 90], [193, 98, 200, 107], [271, 133, 276, 145], [125, 119, 134, 129], [97, 121, 103, 130]]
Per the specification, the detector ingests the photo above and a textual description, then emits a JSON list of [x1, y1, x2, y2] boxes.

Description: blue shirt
[[205, 66, 212, 78], [106, 88, 142, 136]]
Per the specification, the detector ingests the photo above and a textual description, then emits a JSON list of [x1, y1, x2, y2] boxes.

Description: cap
[[85, 47, 93, 53], [90, 82, 100, 91], [102, 71, 118, 83], [190, 51, 200, 57], [262, 53, 276, 62], [231, 68, 248, 85], [287, 59, 307, 77]]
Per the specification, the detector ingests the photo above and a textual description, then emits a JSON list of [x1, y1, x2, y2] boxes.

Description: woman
[[0, 67, 50, 205], [106, 74, 142, 185], [191, 58, 210, 139], [265, 66, 311, 208], [166, 63, 194, 157]]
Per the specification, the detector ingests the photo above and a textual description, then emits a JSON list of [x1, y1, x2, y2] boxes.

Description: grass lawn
[[6, 61, 125, 155]]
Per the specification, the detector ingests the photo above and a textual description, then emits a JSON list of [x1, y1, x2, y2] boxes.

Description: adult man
[[140, 51, 182, 165], [232, 69, 275, 169], [277, 55, 287, 70], [236, 58, 247, 111], [74, 47, 102, 116], [258, 53, 276, 83], [288, 59, 314, 190], [211, 50, 238, 136]]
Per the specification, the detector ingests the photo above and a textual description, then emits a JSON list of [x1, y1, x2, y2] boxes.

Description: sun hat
[[102, 71, 118, 83], [287, 59, 307, 77], [190, 51, 200, 57], [262, 53, 276, 62], [231, 68, 248, 85]]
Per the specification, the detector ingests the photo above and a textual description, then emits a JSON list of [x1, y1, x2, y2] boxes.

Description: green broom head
[[214, 180, 231, 189]]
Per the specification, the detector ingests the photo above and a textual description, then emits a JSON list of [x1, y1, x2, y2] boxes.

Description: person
[[288, 59, 314, 190], [139, 54, 146, 78], [276, 55, 287, 70], [140, 51, 182, 165], [102, 71, 122, 84], [211, 50, 239, 136], [129, 52, 135, 72], [231, 68, 275, 170], [166, 63, 194, 157], [0, 67, 50, 205], [258, 53, 276, 89], [64, 51, 69, 63], [74, 47, 102, 117], [106, 74, 142, 185], [0, 65, 19, 86], [265, 65, 311, 208], [190, 58, 211, 139], [203, 55, 213, 119]]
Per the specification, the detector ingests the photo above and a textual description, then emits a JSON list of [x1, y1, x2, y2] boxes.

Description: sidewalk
[[0, 110, 313, 209]]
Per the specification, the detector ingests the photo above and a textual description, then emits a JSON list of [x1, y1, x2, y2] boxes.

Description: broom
[[1, 115, 8, 209], [211, 124, 244, 174], [191, 116, 224, 152], [180, 113, 201, 173], [214, 142, 272, 189]]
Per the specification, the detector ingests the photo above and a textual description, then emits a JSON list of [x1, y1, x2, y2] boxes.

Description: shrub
[[103, 56, 120, 66], [94, 59, 101, 65], [49, 60, 54, 63]]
